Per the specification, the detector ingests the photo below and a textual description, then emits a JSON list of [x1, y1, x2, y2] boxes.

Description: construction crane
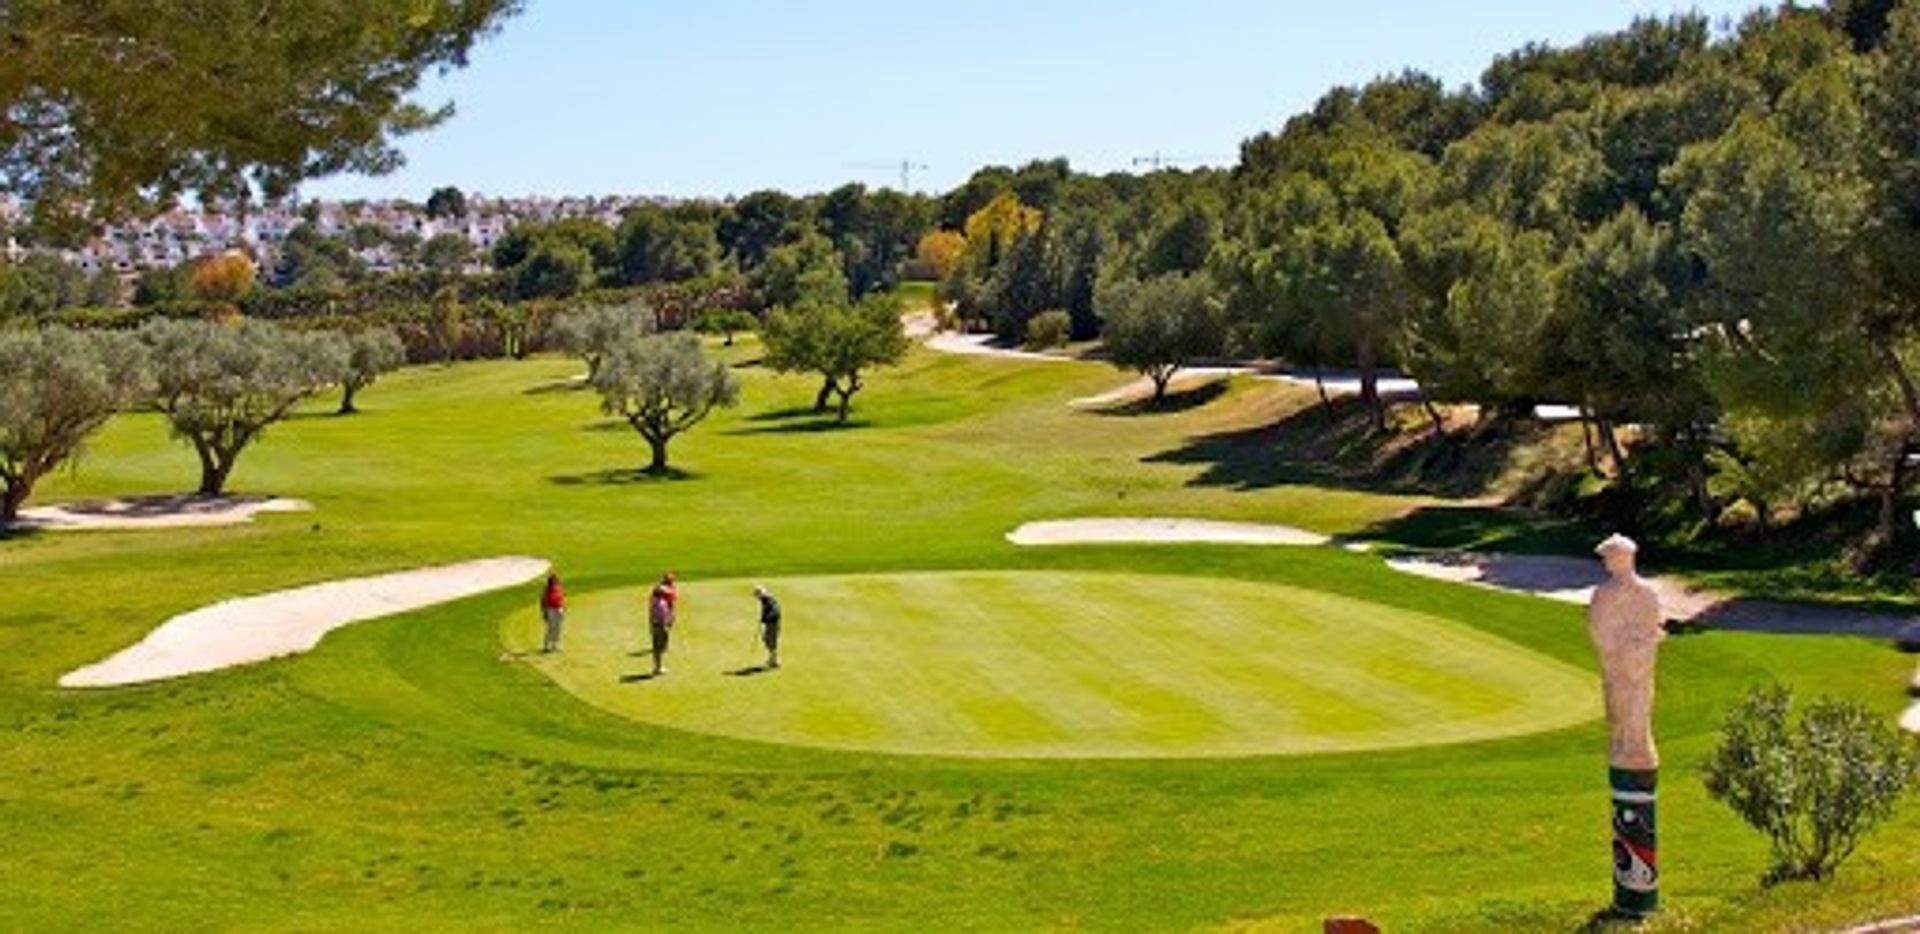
[[1130, 152, 1231, 170], [843, 159, 930, 192]]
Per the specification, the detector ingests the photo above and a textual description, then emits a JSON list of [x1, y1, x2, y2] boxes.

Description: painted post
[[1587, 534, 1665, 920], [1610, 767, 1658, 917]]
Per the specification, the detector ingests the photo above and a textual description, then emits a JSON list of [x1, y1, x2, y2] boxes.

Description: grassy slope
[[0, 341, 1915, 931], [512, 571, 1597, 759]]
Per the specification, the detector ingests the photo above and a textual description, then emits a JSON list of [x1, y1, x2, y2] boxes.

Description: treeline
[[8, 1, 1918, 559], [929, 1, 1920, 563]]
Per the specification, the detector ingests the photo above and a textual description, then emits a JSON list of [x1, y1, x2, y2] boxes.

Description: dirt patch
[[1007, 518, 1329, 547], [60, 556, 550, 688], [12, 495, 312, 531]]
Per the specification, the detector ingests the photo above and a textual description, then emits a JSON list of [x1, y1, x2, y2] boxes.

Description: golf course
[[3, 329, 1916, 931]]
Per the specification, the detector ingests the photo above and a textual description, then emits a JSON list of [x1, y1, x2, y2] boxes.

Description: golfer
[[648, 572, 678, 676], [754, 585, 782, 670], [540, 573, 566, 653]]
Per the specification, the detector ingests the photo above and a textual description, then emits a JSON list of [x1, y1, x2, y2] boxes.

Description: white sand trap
[[14, 495, 311, 531], [60, 556, 550, 688], [1902, 702, 1920, 736], [1008, 517, 1329, 547]]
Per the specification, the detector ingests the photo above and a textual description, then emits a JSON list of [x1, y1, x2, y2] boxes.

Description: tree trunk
[[338, 381, 360, 415], [1682, 429, 1714, 521], [1314, 372, 1333, 422], [191, 438, 231, 496], [835, 374, 863, 423], [1598, 418, 1627, 473], [814, 377, 837, 413], [1875, 443, 1910, 555], [646, 434, 671, 475], [1579, 410, 1601, 475], [199, 455, 235, 497], [1, 480, 27, 523], [1422, 397, 1445, 438], [1356, 336, 1384, 431], [1871, 342, 1920, 553], [1151, 368, 1172, 402]]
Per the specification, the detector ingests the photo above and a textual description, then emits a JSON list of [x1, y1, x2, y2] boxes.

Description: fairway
[[509, 571, 1600, 758]]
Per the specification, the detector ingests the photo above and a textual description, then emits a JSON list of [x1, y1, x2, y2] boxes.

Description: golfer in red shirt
[[540, 573, 566, 653]]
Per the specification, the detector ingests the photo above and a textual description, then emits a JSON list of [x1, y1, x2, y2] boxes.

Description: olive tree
[[0, 327, 147, 521], [1095, 273, 1226, 402], [549, 301, 656, 380], [142, 319, 348, 496], [589, 331, 739, 474], [761, 296, 909, 423], [336, 327, 407, 415]]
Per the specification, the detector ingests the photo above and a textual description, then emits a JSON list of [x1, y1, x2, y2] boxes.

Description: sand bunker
[[13, 495, 311, 531], [1903, 702, 1920, 736], [1008, 517, 1329, 547], [1386, 552, 1915, 638], [61, 556, 550, 688]]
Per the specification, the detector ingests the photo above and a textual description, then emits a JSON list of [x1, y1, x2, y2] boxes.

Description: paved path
[[1387, 552, 1917, 638]]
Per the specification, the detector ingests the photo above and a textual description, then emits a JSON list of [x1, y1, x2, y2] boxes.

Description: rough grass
[[1, 340, 1916, 931]]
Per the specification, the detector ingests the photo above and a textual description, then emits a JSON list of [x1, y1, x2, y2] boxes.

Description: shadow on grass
[[1579, 907, 1654, 932], [1088, 381, 1229, 417], [725, 665, 773, 677], [0, 523, 41, 543], [285, 409, 351, 422], [1144, 394, 1528, 499], [620, 672, 663, 683], [524, 376, 588, 395], [1359, 505, 1598, 555], [748, 406, 829, 423], [727, 418, 869, 436], [548, 467, 699, 486]]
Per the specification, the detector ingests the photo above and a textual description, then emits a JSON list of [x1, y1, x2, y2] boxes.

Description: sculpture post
[[1587, 534, 1665, 919]]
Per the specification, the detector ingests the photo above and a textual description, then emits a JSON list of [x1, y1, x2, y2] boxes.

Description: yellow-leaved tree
[[962, 192, 1041, 272], [914, 230, 968, 280]]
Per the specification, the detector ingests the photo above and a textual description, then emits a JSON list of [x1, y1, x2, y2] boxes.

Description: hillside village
[[0, 192, 668, 282]]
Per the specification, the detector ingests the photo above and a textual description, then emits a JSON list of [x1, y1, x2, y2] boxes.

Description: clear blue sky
[[305, 1, 1769, 202]]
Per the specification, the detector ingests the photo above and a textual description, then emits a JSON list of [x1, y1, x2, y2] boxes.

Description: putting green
[[505, 571, 1598, 759]]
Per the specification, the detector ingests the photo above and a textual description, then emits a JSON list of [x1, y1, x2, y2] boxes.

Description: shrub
[[1024, 310, 1071, 350], [1702, 685, 1919, 884]]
